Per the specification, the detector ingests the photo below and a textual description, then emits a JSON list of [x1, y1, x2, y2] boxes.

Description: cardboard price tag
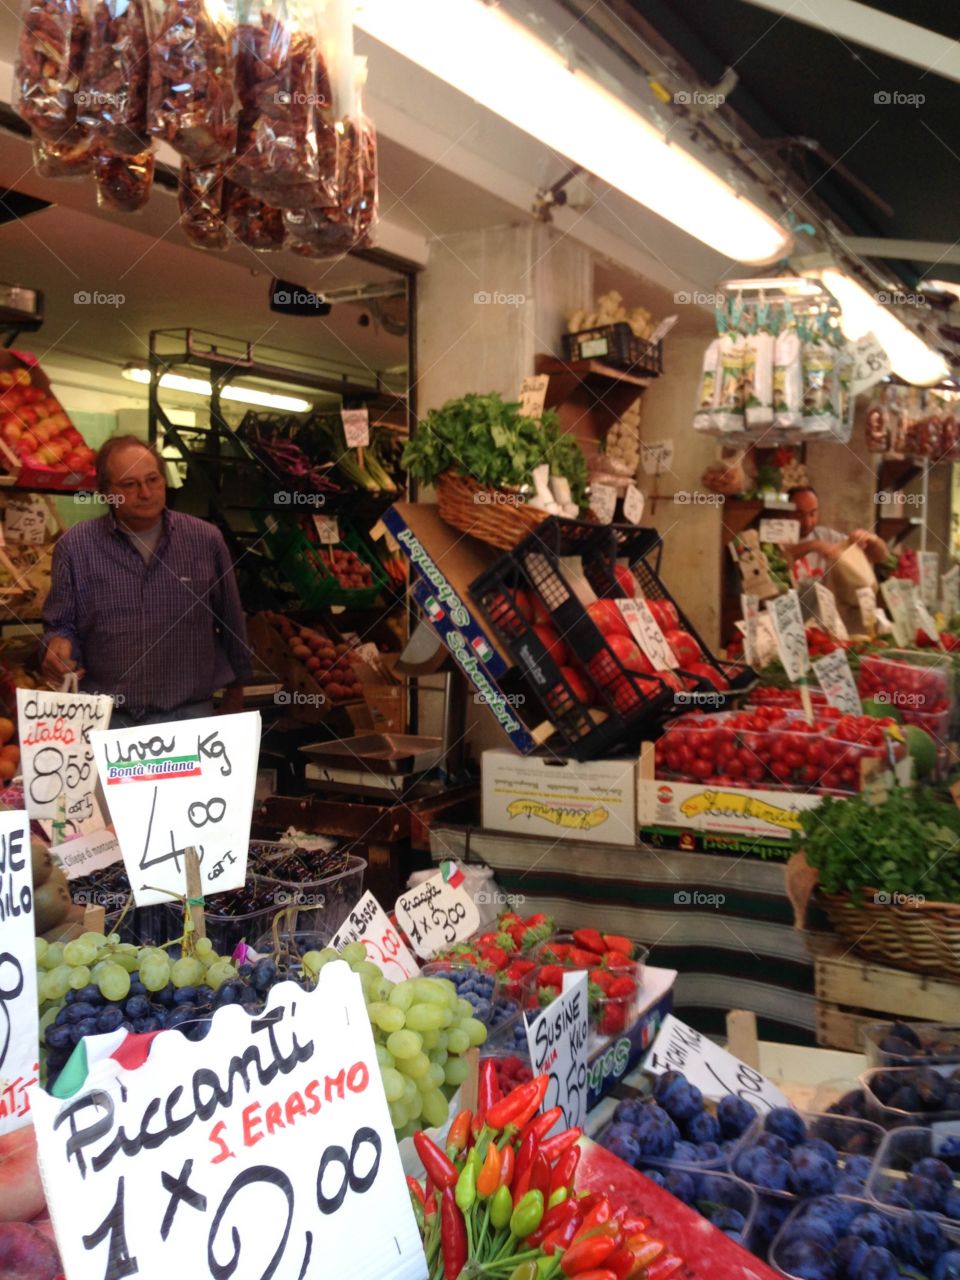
[[759, 518, 800, 545], [0, 809, 38, 1133], [644, 1013, 790, 1113], [641, 439, 674, 476], [89, 711, 262, 906], [813, 649, 861, 714], [617, 599, 678, 669], [589, 483, 617, 524], [849, 332, 892, 395], [4, 493, 48, 543], [919, 551, 940, 609], [857, 585, 878, 630], [51, 829, 122, 881], [518, 374, 549, 419], [394, 861, 480, 960], [943, 566, 960, 621], [623, 483, 645, 524], [880, 578, 916, 647], [314, 515, 340, 545], [524, 971, 589, 1134], [765, 590, 810, 681], [331, 891, 419, 982], [32, 966, 428, 1280], [17, 688, 114, 836], [813, 582, 849, 641], [342, 408, 370, 449]]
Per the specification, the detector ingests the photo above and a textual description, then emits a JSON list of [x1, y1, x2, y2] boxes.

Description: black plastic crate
[[561, 323, 663, 376], [469, 519, 675, 760]]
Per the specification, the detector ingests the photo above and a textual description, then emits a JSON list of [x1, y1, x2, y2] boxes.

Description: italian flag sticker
[[52, 1028, 161, 1099], [441, 860, 465, 890], [424, 595, 444, 623], [471, 635, 494, 663]]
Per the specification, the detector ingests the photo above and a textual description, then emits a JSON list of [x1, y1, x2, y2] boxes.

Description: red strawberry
[[573, 928, 605, 956], [603, 934, 635, 957], [607, 976, 637, 999], [526, 913, 548, 927], [479, 946, 509, 971], [538, 964, 565, 989], [600, 1003, 627, 1036], [602, 950, 632, 969], [590, 968, 616, 993], [568, 947, 599, 969]]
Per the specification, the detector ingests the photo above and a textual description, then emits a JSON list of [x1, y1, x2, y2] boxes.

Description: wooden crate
[[812, 935, 960, 1051]]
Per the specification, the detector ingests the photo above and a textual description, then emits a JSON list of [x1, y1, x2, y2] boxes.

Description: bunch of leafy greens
[[402, 393, 587, 506], [793, 788, 960, 903]]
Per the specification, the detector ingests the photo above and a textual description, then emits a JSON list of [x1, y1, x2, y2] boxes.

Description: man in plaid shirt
[[41, 435, 252, 726]]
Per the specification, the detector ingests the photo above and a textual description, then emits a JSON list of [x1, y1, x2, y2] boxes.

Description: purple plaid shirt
[[42, 509, 252, 716]]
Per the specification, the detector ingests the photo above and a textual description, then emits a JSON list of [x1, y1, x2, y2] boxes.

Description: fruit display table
[[430, 825, 820, 1044]]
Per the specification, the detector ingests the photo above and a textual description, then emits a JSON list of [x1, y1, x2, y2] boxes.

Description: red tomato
[[685, 662, 729, 691], [646, 598, 680, 630], [586, 599, 631, 639], [533, 622, 569, 666], [613, 565, 637, 598], [560, 665, 594, 706], [514, 589, 534, 622], [664, 628, 701, 666], [608, 632, 653, 674]]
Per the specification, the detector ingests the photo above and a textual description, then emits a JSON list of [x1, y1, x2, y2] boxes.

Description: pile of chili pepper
[[407, 1066, 686, 1280]]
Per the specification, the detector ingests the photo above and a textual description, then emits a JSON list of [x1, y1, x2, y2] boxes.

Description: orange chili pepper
[[477, 1139, 502, 1198], [446, 1109, 472, 1158], [499, 1143, 515, 1188]]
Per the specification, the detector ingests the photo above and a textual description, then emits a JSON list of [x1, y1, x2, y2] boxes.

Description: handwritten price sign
[[641, 440, 674, 476], [331, 892, 419, 982], [524, 972, 588, 1136], [0, 809, 38, 1134], [89, 711, 261, 906], [813, 582, 849, 641], [880, 578, 916, 647], [943, 566, 960, 621], [617, 599, 678, 669], [759, 519, 800, 546], [342, 408, 370, 449], [813, 650, 861, 715], [32, 965, 428, 1280], [17, 688, 114, 836], [766, 590, 810, 681], [394, 862, 480, 960], [644, 1014, 789, 1113], [849, 332, 892, 395]]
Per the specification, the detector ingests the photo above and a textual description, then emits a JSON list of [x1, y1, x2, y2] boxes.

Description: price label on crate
[[943, 566, 960, 621], [766, 589, 810, 681], [394, 861, 480, 960], [17, 687, 115, 837], [524, 971, 588, 1136], [313, 515, 340, 544], [813, 649, 861, 714], [813, 582, 849, 641], [644, 1014, 789, 1112], [0, 808, 38, 1134], [89, 711, 261, 906], [857, 586, 878, 630], [51, 829, 122, 881], [331, 891, 420, 982], [342, 408, 371, 449], [617, 599, 678, 669], [4, 493, 49, 543], [641, 439, 674, 476], [32, 965, 428, 1280], [589, 483, 617, 524], [880, 577, 916, 647], [623, 483, 645, 524], [759, 518, 800, 546], [518, 374, 550, 419]]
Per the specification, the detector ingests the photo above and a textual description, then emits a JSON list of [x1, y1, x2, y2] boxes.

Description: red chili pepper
[[540, 1127, 582, 1163], [617, 1214, 650, 1236], [486, 1076, 549, 1130], [529, 1150, 552, 1200], [625, 1239, 665, 1275], [476, 1059, 502, 1133], [549, 1144, 581, 1195], [645, 1255, 684, 1280], [414, 1132, 458, 1190], [605, 1248, 636, 1280], [520, 1106, 564, 1148], [512, 1167, 532, 1208], [514, 1129, 537, 1189], [440, 1186, 467, 1280], [561, 1236, 618, 1276], [570, 1272, 617, 1280], [526, 1198, 581, 1249], [406, 1176, 426, 1206], [499, 1143, 515, 1188], [543, 1208, 584, 1256], [571, 1199, 612, 1245], [447, 1108, 472, 1156]]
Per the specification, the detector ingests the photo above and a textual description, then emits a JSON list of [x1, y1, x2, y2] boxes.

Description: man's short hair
[[787, 485, 817, 502], [96, 435, 165, 493]]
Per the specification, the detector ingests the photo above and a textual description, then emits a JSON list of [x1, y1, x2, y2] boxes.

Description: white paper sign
[[623, 484, 645, 524], [524, 971, 588, 1134], [89, 711, 262, 906], [518, 374, 550, 419], [766, 590, 810, 680], [17, 688, 114, 836], [313, 515, 340, 545], [741, 594, 759, 666], [644, 1013, 790, 1113], [943, 567, 960, 620], [51, 829, 122, 881], [813, 582, 849, 641], [617, 599, 678, 669], [342, 408, 371, 449], [641, 440, 674, 476], [813, 650, 861, 714], [849, 332, 892, 395], [4, 493, 48, 543], [857, 585, 878, 630], [394, 861, 480, 960], [759, 519, 801, 546], [0, 809, 38, 1134], [919, 552, 940, 608], [880, 578, 916, 647], [589, 483, 617, 524], [31, 965, 428, 1280], [916, 600, 941, 645], [331, 891, 419, 982]]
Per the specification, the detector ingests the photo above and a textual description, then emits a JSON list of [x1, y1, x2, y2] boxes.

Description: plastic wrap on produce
[[32, 129, 96, 178], [15, 0, 89, 139], [94, 142, 155, 211], [285, 113, 378, 257], [146, 0, 238, 166], [78, 0, 150, 152], [224, 182, 286, 250], [178, 160, 229, 250]]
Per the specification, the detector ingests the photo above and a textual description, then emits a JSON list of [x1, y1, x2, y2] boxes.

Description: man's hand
[[849, 529, 888, 564], [217, 683, 245, 715], [784, 539, 843, 563], [41, 636, 83, 684]]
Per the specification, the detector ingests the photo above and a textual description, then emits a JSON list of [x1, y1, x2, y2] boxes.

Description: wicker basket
[[436, 470, 550, 551], [819, 888, 960, 979]]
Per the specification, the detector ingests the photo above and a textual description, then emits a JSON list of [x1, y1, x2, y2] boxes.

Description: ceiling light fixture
[[819, 270, 949, 387], [121, 365, 311, 412], [721, 275, 824, 295], [354, 0, 791, 264]]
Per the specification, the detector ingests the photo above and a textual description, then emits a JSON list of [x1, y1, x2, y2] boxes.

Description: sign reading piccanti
[[0, 808, 38, 1134], [17, 688, 113, 836], [31, 964, 428, 1280], [89, 711, 262, 905]]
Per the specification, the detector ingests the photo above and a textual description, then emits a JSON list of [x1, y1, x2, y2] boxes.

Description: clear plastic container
[[729, 1111, 885, 1203], [857, 649, 954, 719], [860, 1065, 960, 1128], [520, 955, 644, 1050], [420, 961, 502, 1027], [863, 1022, 960, 1070], [631, 1165, 758, 1250], [867, 1127, 960, 1228]]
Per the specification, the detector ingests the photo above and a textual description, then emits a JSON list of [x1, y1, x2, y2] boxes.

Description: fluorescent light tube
[[820, 270, 948, 387], [121, 365, 311, 412], [355, 0, 791, 265]]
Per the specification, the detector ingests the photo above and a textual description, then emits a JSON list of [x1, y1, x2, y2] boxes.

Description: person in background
[[40, 434, 251, 726], [784, 484, 888, 579]]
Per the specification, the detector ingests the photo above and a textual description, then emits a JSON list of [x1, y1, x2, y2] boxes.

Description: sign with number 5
[[524, 972, 588, 1135]]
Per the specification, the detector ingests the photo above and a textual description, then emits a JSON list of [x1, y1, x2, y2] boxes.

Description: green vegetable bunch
[[402, 392, 586, 505], [794, 788, 960, 904]]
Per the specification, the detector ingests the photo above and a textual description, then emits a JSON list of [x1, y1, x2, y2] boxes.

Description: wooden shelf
[[535, 354, 655, 390], [535, 353, 652, 443]]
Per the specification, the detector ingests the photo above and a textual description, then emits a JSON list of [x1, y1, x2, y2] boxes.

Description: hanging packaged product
[[178, 162, 229, 250], [78, 0, 149, 152], [146, 0, 238, 166], [831, 344, 854, 443], [692, 335, 722, 433], [224, 181, 286, 250], [772, 326, 803, 432], [711, 334, 747, 435], [15, 0, 88, 139], [94, 142, 154, 211], [801, 338, 837, 436], [32, 129, 95, 178], [744, 321, 775, 432]]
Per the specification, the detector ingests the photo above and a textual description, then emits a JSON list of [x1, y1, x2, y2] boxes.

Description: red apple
[[19, 431, 39, 452]]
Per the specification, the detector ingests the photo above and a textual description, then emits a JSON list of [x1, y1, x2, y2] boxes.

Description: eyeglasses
[[115, 473, 164, 495]]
